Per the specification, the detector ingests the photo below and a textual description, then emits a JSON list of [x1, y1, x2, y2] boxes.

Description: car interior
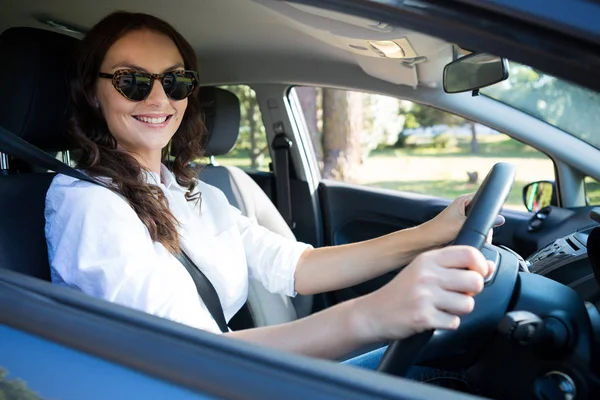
[[2, 0, 600, 399]]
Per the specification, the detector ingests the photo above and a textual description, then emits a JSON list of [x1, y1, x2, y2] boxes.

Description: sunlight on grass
[[216, 135, 553, 213], [365, 180, 528, 211], [372, 135, 546, 159]]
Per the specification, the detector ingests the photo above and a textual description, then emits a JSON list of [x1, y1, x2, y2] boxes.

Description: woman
[[45, 11, 498, 366]]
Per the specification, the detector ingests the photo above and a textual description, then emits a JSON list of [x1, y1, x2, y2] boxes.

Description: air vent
[[566, 237, 580, 251]]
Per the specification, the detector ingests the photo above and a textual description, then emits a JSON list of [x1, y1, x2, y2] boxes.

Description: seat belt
[[272, 128, 294, 228], [175, 252, 228, 333], [0, 126, 229, 333]]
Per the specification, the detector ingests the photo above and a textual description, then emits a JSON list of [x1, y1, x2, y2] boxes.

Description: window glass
[[291, 87, 555, 211], [0, 365, 42, 399], [0, 325, 215, 400], [585, 177, 600, 205], [215, 85, 272, 172], [482, 62, 600, 150]]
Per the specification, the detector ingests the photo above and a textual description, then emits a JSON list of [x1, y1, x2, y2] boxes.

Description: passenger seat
[[197, 87, 313, 325]]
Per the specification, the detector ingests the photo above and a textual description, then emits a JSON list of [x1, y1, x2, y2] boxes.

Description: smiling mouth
[[133, 115, 172, 124]]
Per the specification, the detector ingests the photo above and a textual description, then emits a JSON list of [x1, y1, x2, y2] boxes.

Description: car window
[[0, 326, 214, 400], [215, 85, 272, 172], [290, 86, 555, 212], [482, 62, 600, 150], [585, 177, 600, 206], [0, 365, 42, 400]]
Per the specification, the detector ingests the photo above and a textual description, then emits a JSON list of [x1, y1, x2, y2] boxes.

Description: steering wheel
[[377, 162, 516, 376]]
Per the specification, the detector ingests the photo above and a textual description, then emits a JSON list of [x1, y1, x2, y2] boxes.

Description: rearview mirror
[[523, 181, 556, 213], [443, 53, 509, 94]]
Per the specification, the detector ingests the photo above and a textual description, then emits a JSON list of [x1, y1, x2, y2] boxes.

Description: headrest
[[200, 87, 241, 157], [0, 27, 79, 152]]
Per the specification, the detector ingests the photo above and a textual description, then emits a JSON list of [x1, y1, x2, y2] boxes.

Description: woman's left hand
[[421, 193, 505, 247]]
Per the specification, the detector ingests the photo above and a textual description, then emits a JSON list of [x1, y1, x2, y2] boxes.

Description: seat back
[[0, 27, 80, 279], [0, 174, 55, 280], [199, 88, 313, 324]]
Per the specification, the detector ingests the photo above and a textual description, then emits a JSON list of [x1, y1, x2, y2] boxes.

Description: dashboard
[[526, 227, 599, 303]]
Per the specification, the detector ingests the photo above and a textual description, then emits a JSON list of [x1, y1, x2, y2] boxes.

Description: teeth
[[135, 116, 168, 124]]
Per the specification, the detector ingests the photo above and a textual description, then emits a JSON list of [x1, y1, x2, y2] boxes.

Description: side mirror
[[523, 181, 556, 213], [443, 53, 509, 94]]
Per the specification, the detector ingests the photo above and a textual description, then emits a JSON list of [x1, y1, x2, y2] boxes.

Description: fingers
[[411, 307, 461, 331], [487, 260, 496, 277], [460, 192, 504, 225], [425, 246, 490, 277], [460, 193, 475, 216], [438, 268, 485, 295], [494, 215, 506, 227], [434, 289, 475, 316], [386, 246, 498, 339], [486, 229, 493, 244]]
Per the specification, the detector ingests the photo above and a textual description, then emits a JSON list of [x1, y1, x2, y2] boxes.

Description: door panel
[[320, 179, 451, 247]]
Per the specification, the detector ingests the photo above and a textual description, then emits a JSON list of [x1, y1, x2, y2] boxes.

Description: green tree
[[484, 63, 600, 148], [0, 367, 42, 400], [399, 102, 465, 128], [398, 102, 478, 152], [219, 85, 269, 169], [321, 89, 363, 182]]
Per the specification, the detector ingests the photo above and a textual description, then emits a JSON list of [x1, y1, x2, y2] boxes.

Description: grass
[[216, 135, 564, 212], [367, 180, 527, 210], [372, 134, 547, 159]]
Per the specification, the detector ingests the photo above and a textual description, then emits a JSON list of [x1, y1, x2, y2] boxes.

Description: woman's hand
[[351, 246, 495, 343], [420, 193, 505, 247]]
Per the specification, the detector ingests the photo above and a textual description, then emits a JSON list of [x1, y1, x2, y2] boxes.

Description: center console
[[526, 229, 599, 301]]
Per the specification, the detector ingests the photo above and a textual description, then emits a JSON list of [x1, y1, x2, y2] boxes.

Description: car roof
[[0, 0, 453, 89]]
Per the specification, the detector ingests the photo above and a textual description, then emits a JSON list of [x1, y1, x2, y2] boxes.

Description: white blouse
[[44, 164, 312, 334]]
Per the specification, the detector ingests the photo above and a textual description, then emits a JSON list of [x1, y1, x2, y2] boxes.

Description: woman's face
[[96, 29, 188, 166]]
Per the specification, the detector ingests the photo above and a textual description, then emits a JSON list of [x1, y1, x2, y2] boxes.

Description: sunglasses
[[98, 69, 199, 101]]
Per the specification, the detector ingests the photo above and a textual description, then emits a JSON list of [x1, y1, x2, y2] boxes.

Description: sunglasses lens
[[163, 72, 195, 100], [115, 72, 152, 101]]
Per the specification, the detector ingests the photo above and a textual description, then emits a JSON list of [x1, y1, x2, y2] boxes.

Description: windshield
[[481, 62, 600, 149]]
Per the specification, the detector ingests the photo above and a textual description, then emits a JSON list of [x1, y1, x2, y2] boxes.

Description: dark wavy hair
[[69, 11, 205, 254]]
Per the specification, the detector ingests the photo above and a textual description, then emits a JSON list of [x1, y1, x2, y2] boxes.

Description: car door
[[0, 269, 472, 400]]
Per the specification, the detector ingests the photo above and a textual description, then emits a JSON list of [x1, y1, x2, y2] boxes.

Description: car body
[[1, 0, 600, 399]]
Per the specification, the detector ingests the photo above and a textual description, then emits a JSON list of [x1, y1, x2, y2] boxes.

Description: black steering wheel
[[377, 162, 516, 376]]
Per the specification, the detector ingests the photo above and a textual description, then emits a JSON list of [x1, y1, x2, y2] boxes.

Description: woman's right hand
[[351, 246, 494, 344]]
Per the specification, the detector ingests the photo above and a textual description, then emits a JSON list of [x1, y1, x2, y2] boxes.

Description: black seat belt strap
[[175, 252, 228, 333], [272, 129, 294, 228], [0, 125, 229, 333]]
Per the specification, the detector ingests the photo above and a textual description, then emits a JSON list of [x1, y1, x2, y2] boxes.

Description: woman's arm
[[229, 246, 493, 360], [293, 224, 437, 296], [293, 194, 476, 296]]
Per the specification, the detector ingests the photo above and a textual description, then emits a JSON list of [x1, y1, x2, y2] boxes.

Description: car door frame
[[0, 269, 472, 400]]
